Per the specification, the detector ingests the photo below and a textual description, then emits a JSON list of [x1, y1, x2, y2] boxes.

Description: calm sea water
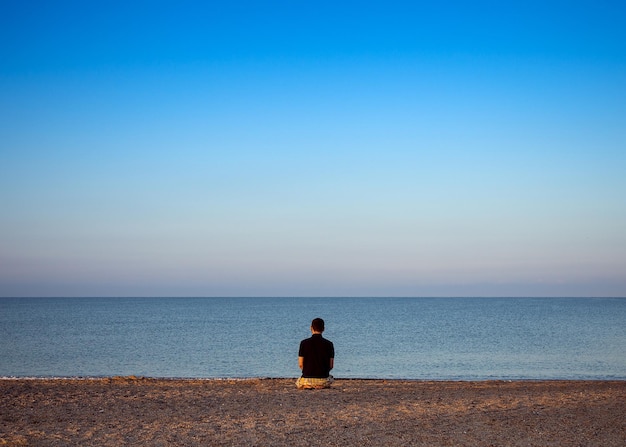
[[1, 297, 624, 380]]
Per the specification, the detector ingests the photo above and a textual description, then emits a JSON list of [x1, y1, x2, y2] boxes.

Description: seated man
[[296, 318, 335, 389]]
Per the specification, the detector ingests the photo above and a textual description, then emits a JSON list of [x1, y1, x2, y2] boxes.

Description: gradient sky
[[1, 1, 625, 297]]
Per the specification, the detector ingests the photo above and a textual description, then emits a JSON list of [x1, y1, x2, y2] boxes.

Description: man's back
[[299, 334, 334, 378]]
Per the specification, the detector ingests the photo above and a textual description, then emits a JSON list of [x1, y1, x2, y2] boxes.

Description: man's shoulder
[[300, 336, 314, 346], [302, 334, 333, 344], [300, 335, 330, 344]]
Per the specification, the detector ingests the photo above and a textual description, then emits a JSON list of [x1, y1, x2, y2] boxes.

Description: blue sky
[[1, 1, 625, 297]]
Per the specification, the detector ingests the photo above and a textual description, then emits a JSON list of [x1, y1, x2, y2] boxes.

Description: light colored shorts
[[296, 375, 334, 389]]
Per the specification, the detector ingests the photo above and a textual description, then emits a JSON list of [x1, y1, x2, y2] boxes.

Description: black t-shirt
[[298, 334, 335, 378]]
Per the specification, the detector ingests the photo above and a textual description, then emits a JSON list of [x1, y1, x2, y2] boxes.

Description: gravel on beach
[[1, 378, 624, 446]]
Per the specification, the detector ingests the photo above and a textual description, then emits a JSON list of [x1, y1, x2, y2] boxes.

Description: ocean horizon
[[1, 297, 625, 380]]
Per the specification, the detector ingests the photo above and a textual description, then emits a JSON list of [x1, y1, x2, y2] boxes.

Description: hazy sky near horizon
[[1, 1, 625, 297]]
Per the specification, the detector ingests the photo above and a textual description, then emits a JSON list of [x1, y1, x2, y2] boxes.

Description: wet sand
[[1, 378, 624, 446]]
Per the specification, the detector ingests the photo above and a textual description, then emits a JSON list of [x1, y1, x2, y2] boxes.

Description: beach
[[1, 378, 624, 446]]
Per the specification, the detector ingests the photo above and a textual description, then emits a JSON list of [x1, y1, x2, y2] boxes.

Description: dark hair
[[311, 318, 325, 332]]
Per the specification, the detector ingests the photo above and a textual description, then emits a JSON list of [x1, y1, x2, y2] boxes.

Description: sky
[[1, 1, 625, 297]]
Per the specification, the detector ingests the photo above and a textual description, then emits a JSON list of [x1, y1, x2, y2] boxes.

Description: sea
[[1, 297, 624, 380]]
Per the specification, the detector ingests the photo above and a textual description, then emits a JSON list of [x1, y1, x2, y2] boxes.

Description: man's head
[[311, 318, 325, 333]]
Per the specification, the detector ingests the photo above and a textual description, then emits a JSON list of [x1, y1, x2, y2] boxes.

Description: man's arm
[[329, 358, 334, 371], [298, 356, 304, 370]]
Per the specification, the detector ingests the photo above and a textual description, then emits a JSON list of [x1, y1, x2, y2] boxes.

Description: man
[[296, 317, 335, 389]]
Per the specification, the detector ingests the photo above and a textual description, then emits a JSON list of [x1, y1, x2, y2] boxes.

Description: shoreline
[[2, 375, 625, 381], [2, 378, 624, 446]]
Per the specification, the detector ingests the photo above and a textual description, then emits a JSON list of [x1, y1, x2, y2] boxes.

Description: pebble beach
[[1, 378, 624, 446]]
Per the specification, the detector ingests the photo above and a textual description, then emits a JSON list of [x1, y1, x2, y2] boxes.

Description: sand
[[1, 378, 624, 446]]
